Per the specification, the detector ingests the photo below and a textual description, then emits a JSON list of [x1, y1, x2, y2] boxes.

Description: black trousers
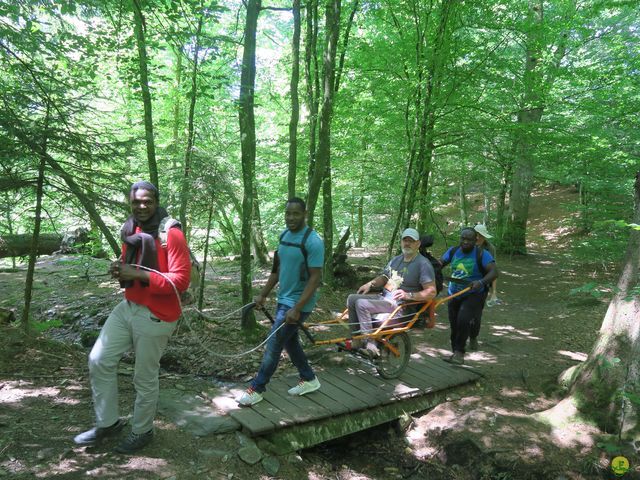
[[447, 290, 488, 354]]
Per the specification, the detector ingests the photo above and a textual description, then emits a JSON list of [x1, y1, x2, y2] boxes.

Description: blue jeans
[[251, 303, 315, 393]]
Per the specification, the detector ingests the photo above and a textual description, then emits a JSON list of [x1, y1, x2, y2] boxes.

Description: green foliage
[[33, 319, 63, 333]]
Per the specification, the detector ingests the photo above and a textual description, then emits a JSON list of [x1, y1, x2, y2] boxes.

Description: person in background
[[74, 181, 191, 454], [441, 227, 498, 364], [237, 197, 324, 407], [474, 224, 500, 307]]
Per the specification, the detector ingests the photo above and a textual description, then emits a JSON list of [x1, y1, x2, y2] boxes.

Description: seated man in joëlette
[[346, 228, 437, 356]]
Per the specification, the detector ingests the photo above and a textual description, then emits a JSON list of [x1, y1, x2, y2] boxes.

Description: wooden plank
[[319, 370, 379, 409], [410, 355, 474, 386], [307, 374, 369, 412], [264, 378, 334, 424], [351, 369, 420, 400], [230, 406, 278, 436], [250, 396, 296, 429], [326, 368, 390, 405], [280, 375, 350, 415]]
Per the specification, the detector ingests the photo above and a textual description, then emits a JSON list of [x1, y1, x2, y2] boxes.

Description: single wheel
[[375, 332, 411, 379]]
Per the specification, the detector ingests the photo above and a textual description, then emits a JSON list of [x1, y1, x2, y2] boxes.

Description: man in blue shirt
[[238, 198, 324, 406], [441, 227, 499, 365]]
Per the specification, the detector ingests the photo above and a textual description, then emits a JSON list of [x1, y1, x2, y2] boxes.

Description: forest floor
[[1, 186, 638, 479]]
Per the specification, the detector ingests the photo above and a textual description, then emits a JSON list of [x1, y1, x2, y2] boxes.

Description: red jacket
[[122, 227, 191, 322]]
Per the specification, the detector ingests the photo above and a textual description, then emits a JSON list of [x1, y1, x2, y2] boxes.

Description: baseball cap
[[474, 224, 493, 239], [401, 228, 420, 241]]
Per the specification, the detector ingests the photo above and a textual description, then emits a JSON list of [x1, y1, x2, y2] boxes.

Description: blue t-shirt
[[442, 246, 494, 296], [277, 227, 324, 312]]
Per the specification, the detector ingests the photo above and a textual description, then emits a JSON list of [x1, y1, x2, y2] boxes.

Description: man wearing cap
[[346, 228, 436, 356]]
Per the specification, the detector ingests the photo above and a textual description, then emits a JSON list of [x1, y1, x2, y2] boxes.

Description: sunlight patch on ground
[[212, 390, 242, 413], [491, 325, 542, 340], [558, 350, 588, 361], [534, 397, 598, 450], [87, 456, 173, 477], [0, 382, 59, 403]]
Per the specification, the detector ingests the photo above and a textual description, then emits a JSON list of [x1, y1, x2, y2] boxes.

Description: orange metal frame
[[308, 287, 472, 357]]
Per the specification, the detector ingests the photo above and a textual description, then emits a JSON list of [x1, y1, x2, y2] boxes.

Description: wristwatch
[[408, 292, 414, 299]]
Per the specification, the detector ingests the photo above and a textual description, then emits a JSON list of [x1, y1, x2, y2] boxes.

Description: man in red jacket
[[74, 181, 191, 454]]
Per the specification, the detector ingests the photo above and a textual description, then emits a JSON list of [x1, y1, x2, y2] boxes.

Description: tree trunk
[[169, 46, 183, 208], [251, 187, 269, 267], [306, 0, 341, 227], [304, 0, 320, 191], [238, 0, 261, 331], [458, 179, 469, 226], [179, 16, 203, 232], [132, 0, 158, 187], [568, 172, 640, 437], [322, 164, 334, 285], [197, 202, 214, 312], [288, 0, 301, 198], [356, 193, 363, 248], [22, 104, 49, 332], [502, 0, 569, 253]]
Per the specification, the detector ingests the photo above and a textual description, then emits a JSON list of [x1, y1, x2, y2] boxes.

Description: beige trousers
[[88, 300, 176, 434]]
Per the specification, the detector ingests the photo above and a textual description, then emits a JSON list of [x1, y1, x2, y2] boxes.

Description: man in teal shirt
[[238, 198, 324, 406]]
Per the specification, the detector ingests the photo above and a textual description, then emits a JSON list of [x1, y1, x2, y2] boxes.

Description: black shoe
[[469, 338, 479, 351], [114, 430, 153, 454], [74, 419, 126, 446], [444, 351, 465, 365]]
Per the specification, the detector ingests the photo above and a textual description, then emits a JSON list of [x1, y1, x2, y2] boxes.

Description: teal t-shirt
[[276, 227, 324, 312]]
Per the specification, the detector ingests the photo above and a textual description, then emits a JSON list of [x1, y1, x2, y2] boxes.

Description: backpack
[[159, 217, 202, 305], [273, 227, 314, 281], [419, 235, 444, 294]]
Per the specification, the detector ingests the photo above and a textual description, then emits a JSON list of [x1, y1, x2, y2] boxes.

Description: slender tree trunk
[[356, 192, 363, 248], [251, 187, 269, 267], [132, 0, 158, 187], [322, 165, 334, 285], [21, 104, 50, 332], [197, 202, 214, 312], [169, 46, 183, 208], [239, 0, 261, 331], [567, 172, 640, 437], [415, 0, 454, 233], [458, 179, 469, 226], [306, 0, 341, 227], [305, 0, 320, 190], [179, 16, 203, 232], [288, 0, 301, 198]]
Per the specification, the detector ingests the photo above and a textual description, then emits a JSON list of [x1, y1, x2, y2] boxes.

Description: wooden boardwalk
[[230, 352, 479, 452]]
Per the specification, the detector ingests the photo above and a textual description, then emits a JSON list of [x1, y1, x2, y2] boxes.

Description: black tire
[[375, 332, 411, 379]]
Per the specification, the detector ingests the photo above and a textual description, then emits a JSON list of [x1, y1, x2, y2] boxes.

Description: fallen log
[[0, 234, 63, 258]]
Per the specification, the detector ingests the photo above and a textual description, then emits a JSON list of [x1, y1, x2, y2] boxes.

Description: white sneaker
[[288, 377, 321, 396], [237, 388, 263, 406], [365, 341, 380, 357]]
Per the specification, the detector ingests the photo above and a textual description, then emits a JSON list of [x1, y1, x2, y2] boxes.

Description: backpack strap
[[278, 227, 313, 278], [158, 216, 182, 247]]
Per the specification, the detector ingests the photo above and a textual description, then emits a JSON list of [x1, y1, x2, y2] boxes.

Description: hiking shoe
[[469, 338, 479, 351], [364, 341, 380, 358], [114, 430, 153, 454], [237, 387, 263, 406], [445, 351, 465, 365], [288, 377, 321, 396], [73, 418, 126, 446]]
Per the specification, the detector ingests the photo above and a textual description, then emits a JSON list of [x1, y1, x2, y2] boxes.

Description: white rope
[[128, 263, 277, 358]]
